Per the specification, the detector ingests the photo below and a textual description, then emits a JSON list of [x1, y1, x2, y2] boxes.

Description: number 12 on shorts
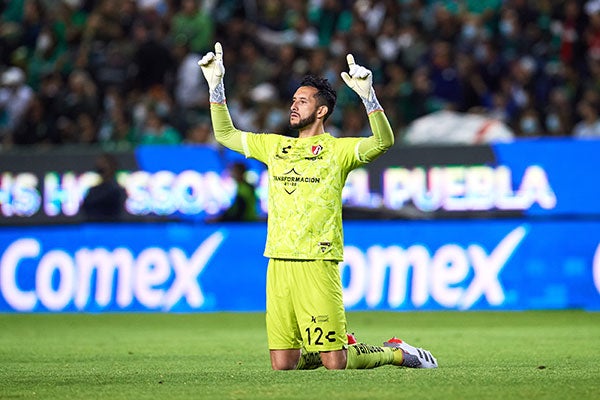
[[305, 327, 337, 345]]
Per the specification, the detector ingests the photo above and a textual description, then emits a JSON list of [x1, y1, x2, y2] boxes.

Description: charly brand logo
[[276, 145, 292, 160], [0, 232, 225, 312]]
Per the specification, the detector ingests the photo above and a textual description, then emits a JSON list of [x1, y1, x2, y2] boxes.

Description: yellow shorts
[[265, 259, 348, 352]]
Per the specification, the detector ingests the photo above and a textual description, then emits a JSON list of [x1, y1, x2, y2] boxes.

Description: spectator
[[28, 37, 69, 84], [172, 38, 208, 134], [20, 0, 46, 53], [138, 107, 181, 145], [131, 21, 174, 92], [584, 1, 600, 61], [82, 152, 127, 221], [207, 162, 258, 223], [170, 0, 215, 54], [76, 112, 98, 144], [45, 68, 98, 145], [339, 106, 370, 138], [82, 0, 125, 45], [271, 44, 301, 102], [93, 42, 132, 95], [376, 17, 402, 63], [57, 0, 90, 47], [11, 95, 55, 146], [61, 69, 99, 121], [381, 63, 413, 130], [555, 0, 586, 68], [0, 67, 34, 145], [409, 66, 442, 119], [573, 99, 600, 138], [97, 86, 135, 148], [517, 107, 543, 137], [543, 87, 574, 136], [307, 0, 351, 47], [184, 120, 215, 145], [427, 41, 463, 109]]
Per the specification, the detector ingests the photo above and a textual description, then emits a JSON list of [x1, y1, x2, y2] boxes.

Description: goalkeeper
[[199, 42, 437, 370]]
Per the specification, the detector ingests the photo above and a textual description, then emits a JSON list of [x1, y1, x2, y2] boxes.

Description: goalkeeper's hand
[[341, 54, 375, 101], [198, 42, 225, 93]]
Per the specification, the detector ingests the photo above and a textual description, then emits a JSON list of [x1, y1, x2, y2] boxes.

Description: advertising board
[[1, 220, 598, 312], [2, 139, 599, 225]]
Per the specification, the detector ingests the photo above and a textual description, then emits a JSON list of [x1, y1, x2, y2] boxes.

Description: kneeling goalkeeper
[[199, 42, 437, 370]]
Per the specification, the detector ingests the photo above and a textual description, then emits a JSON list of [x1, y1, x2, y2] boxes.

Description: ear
[[316, 105, 328, 119]]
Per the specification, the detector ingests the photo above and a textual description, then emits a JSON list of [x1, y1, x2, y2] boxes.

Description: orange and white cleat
[[383, 337, 438, 368]]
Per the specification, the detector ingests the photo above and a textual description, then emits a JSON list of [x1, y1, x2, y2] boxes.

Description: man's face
[[289, 86, 320, 130]]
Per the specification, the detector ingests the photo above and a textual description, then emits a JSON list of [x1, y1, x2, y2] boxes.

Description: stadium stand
[[2, 0, 600, 150]]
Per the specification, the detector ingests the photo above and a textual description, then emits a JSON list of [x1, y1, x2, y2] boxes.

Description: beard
[[289, 111, 317, 130]]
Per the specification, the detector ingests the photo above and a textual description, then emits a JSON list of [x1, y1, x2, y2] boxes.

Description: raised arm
[[198, 42, 245, 153], [341, 55, 394, 162]]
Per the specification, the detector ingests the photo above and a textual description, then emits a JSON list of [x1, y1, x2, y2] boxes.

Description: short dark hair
[[300, 75, 336, 121]]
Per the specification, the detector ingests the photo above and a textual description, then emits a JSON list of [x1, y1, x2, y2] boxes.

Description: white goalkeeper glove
[[341, 54, 382, 113], [198, 42, 226, 103]]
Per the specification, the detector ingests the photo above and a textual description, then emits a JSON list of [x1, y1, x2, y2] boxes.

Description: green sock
[[295, 349, 323, 370], [345, 343, 396, 369]]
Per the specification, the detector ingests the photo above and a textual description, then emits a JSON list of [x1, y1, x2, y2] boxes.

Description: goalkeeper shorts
[[265, 258, 348, 352]]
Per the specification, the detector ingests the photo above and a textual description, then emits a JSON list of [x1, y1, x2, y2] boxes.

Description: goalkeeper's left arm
[[341, 54, 394, 163], [198, 42, 245, 153], [358, 107, 395, 163]]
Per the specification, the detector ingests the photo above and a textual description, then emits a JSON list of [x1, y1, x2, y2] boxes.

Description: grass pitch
[[0, 311, 598, 400]]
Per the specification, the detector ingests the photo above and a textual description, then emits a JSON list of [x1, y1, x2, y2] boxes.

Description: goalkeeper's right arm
[[210, 103, 245, 154], [199, 42, 245, 153]]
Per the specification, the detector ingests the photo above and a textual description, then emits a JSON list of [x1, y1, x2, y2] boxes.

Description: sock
[[295, 344, 405, 370], [295, 349, 323, 370], [345, 343, 399, 369]]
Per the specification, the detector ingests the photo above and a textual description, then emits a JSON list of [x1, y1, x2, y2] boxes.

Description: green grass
[[0, 311, 599, 400]]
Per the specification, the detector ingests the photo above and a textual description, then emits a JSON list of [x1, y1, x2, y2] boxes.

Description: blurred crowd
[[2, 0, 600, 151]]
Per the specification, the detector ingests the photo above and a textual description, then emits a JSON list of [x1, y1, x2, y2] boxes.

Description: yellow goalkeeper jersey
[[244, 132, 363, 261], [209, 103, 393, 262]]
